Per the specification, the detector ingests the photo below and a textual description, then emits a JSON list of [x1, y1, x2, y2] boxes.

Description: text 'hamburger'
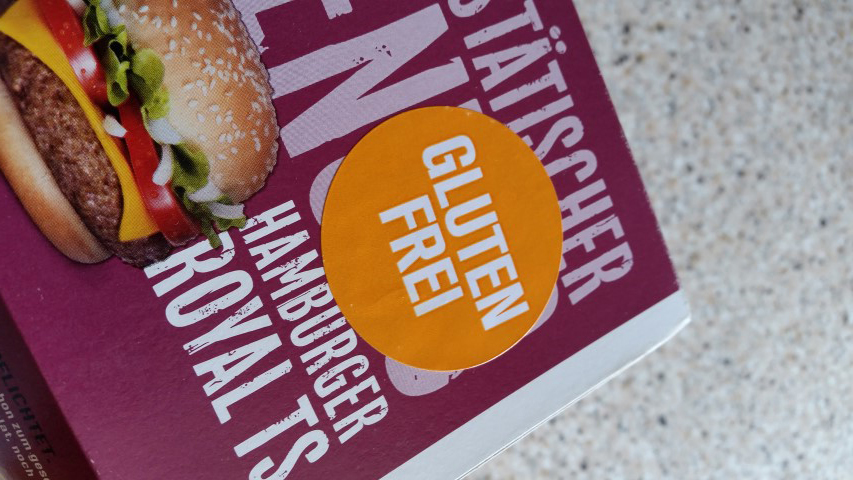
[[145, 200, 388, 480]]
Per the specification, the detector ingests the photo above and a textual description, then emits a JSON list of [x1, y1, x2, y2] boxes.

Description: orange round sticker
[[322, 107, 562, 371]]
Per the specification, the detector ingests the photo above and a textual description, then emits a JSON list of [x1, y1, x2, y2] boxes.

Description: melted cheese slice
[[0, 0, 158, 241]]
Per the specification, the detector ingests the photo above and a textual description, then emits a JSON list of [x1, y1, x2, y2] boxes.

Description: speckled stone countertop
[[468, 1, 852, 479]]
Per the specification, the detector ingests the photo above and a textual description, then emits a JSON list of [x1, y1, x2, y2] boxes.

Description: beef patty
[[0, 34, 170, 266]]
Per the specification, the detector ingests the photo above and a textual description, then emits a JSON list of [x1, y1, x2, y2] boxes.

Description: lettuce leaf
[[186, 204, 248, 249], [97, 27, 130, 105], [170, 144, 247, 247], [128, 49, 163, 100], [143, 87, 170, 119], [82, 3, 111, 46], [83, 7, 170, 117], [107, 26, 129, 57], [103, 49, 130, 106], [171, 143, 209, 191]]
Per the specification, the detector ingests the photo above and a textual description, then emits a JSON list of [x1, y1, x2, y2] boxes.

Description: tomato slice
[[118, 96, 200, 246], [35, 0, 109, 106]]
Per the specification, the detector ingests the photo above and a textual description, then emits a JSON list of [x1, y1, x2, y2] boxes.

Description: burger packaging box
[[0, 0, 690, 479]]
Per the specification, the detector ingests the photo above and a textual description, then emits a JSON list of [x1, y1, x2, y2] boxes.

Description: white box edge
[[382, 289, 691, 480]]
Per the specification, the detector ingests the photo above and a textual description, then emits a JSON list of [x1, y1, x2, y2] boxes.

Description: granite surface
[[468, 1, 852, 479]]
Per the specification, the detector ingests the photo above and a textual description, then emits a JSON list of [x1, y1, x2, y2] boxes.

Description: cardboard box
[[0, 0, 689, 478]]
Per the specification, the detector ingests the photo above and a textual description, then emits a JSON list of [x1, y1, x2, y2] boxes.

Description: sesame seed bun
[[120, 0, 279, 203]]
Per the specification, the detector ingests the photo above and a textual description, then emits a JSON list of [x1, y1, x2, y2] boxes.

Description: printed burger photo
[[0, 0, 279, 266]]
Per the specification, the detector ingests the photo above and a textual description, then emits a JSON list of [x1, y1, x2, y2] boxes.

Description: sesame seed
[[172, 0, 178, 7], [170, 16, 177, 28], [197, 113, 205, 122], [169, 39, 177, 51], [139, 5, 149, 13], [209, 105, 220, 112], [193, 12, 202, 20], [188, 99, 199, 108]]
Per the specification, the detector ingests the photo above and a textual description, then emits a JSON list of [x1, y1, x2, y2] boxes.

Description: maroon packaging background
[[0, 299, 97, 479], [0, 1, 679, 479]]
